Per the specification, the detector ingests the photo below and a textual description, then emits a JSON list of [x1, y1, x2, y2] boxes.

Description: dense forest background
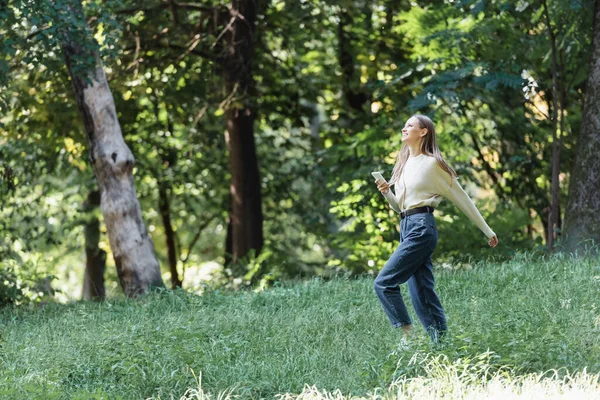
[[1, 0, 599, 303]]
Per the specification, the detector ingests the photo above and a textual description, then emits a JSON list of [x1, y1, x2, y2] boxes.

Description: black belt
[[400, 206, 435, 220]]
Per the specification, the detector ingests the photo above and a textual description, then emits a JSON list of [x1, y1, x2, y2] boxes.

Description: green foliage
[[0, 0, 597, 295], [0, 266, 24, 306], [434, 200, 541, 264], [322, 0, 594, 274], [0, 259, 57, 306], [0, 253, 599, 397], [0, 2, 18, 111]]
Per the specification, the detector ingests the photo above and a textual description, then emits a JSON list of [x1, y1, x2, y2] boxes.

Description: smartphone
[[371, 171, 386, 183]]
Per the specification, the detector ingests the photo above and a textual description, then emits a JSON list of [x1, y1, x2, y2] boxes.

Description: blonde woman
[[373, 114, 498, 343]]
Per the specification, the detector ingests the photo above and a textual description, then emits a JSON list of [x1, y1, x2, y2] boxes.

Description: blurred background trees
[[1, 0, 598, 303]]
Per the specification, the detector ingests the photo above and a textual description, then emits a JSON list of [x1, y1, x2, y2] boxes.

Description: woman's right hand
[[488, 235, 499, 248], [376, 179, 393, 195]]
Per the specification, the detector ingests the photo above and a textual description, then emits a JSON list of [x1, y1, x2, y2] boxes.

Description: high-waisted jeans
[[373, 212, 447, 341]]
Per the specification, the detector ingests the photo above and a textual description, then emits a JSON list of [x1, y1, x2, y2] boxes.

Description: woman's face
[[401, 117, 427, 145]]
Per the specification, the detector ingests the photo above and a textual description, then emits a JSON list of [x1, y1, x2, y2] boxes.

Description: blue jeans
[[374, 212, 447, 341]]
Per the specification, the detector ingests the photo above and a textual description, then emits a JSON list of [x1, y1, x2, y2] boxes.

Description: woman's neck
[[407, 144, 422, 158]]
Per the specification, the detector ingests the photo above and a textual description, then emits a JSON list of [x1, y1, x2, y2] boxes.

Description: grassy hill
[[1, 252, 599, 399]]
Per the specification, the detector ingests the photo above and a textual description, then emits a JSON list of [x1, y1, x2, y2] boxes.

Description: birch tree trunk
[[59, 0, 164, 296], [562, 0, 600, 251]]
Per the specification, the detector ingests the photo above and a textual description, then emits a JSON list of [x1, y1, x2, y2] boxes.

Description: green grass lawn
[[1, 252, 600, 399]]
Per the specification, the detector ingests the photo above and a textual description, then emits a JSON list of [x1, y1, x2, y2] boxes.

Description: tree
[[542, 0, 565, 251], [115, 0, 265, 271], [57, 0, 164, 296], [221, 0, 264, 268], [562, 0, 600, 251], [82, 189, 107, 300]]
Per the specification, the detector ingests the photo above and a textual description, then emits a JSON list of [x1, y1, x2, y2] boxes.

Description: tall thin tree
[[542, 0, 564, 251], [82, 189, 106, 300]]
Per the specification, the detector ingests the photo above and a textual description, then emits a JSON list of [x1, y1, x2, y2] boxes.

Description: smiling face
[[401, 117, 428, 145]]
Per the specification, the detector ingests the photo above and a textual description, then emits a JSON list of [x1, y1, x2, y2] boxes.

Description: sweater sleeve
[[383, 188, 401, 214], [432, 164, 496, 239]]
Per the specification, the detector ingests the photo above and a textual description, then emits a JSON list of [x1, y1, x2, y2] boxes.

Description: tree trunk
[[225, 213, 233, 266], [159, 186, 181, 288], [59, 0, 164, 296], [543, 0, 563, 252], [82, 189, 106, 300], [222, 0, 264, 268], [562, 0, 600, 251], [153, 99, 181, 288], [224, 109, 264, 267], [535, 205, 551, 244]]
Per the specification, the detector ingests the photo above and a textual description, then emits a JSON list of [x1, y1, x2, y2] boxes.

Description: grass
[[0, 252, 599, 399]]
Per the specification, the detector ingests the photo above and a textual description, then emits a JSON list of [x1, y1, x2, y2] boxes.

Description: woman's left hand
[[488, 235, 498, 248]]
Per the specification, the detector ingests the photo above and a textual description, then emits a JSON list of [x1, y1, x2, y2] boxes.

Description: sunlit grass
[[177, 353, 600, 400], [277, 369, 600, 400], [0, 252, 599, 399]]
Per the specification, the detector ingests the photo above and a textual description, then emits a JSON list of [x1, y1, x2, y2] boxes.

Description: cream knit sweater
[[383, 154, 496, 239]]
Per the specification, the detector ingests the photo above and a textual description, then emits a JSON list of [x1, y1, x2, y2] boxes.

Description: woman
[[373, 114, 498, 343]]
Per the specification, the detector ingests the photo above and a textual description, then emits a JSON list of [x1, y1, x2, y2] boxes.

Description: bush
[[0, 259, 56, 307], [0, 265, 24, 307]]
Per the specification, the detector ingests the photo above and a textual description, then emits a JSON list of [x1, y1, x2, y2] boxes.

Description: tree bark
[[225, 213, 234, 266], [562, 0, 600, 251], [59, 0, 164, 296], [159, 186, 181, 288], [82, 189, 106, 300], [153, 99, 181, 288], [221, 0, 264, 267], [537, 205, 550, 244]]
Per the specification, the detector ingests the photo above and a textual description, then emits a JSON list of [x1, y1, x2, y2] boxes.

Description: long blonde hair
[[390, 114, 457, 184]]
